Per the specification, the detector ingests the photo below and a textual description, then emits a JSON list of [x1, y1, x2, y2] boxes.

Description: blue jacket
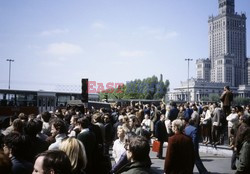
[[184, 125, 199, 152]]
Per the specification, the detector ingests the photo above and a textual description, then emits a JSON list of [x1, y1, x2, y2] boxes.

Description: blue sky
[[0, 0, 249, 92]]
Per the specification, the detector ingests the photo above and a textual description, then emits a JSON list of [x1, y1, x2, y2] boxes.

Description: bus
[[0, 89, 99, 116]]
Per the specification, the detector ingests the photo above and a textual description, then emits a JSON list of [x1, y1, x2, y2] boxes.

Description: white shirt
[[48, 133, 67, 150], [226, 113, 239, 128], [141, 119, 153, 131], [112, 138, 126, 163]]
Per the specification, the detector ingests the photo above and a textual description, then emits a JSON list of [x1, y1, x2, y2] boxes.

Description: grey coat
[[212, 107, 222, 126]]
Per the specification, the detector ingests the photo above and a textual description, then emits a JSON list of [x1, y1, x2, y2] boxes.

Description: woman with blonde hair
[[59, 137, 87, 174]]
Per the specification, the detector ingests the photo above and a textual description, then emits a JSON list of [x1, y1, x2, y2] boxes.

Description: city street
[[150, 147, 235, 174]]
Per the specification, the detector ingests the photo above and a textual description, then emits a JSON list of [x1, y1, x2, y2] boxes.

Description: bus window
[[57, 95, 71, 107], [27, 94, 37, 106], [7, 94, 15, 106], [0, 93, 7, 106], [16, 94, 26, 106]]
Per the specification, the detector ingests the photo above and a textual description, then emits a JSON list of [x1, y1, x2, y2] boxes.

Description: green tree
[[209, 93, 220, 102], [233, 96, 250, 106], [99, 75, 170, 100]]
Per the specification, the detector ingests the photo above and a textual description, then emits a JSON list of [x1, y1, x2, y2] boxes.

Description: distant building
[[168, 78, 234, 102], [209, 0, 247, 86], [169, 0, 250, 102], [196, 58, 211, 82]]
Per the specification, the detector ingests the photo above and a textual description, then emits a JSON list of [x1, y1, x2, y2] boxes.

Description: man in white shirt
[[112, 125, 126, 163], [48, 118, 67, 150], [226, 107, 239, 146]]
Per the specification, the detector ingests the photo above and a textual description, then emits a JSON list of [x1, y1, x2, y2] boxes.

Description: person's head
[[12, 118, 24, 133], [93, 113, 102, 123], [77, 117, 90, 129], [0, 151, 12, 174], [59, 138, 87, 172], [192, 105, 198, 111], [118, 115, 124, 123], [188, 118, 195, 126], [50, 119, 67, 136], [172, 119, 185, 133], [41, 112, 51, 123], [129, 117, 136, 127], [231, 107, 236, 113], [28, 114, 36, 121], [35, 119, 43, 133], [117, 125, 125, 140], [184, 103, 190, 109], [213, 102, 219, 108], [224, 86, 230, 91], [160, 114, 165, 121], [170, 101, 177, 108], [241, 115, 250, 126], [203, 105, 208, 111], [33, 150, 72, 174], [18, 113, 28, 122], [144, 114, 149, 119], [70, 115, 79, 126], [3, 132, 30, 159], [103, 115, 110, 123], [122, 115, 129, 124], [25, 119, 40, 137], [179, 105, 184, 112], [125, 136, 150, 162]]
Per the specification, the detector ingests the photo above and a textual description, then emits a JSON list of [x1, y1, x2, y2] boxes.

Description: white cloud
[[40, 29, 69, 36], [119, 50, 148, 58], [40, 60, 63, 67], [135, 27, 179, 41], [155, 31, 179, 40], [91, 22, 106, 29], [46, 42, 83, 56]]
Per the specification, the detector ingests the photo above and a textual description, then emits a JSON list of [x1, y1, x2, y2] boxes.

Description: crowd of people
[[0, 86, 249, 174]]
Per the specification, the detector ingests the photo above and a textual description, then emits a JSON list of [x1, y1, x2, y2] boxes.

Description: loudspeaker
[[81, 79, 88, 103]]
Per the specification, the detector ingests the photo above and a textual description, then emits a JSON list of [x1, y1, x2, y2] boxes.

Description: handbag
[[152, 140, 160, 153]]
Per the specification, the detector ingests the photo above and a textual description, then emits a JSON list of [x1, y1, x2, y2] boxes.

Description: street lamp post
[[6, 59, 14, 89], [185, 58, 193, 102]]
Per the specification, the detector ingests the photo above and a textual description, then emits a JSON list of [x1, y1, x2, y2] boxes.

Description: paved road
[[150, 147, 235, 174]]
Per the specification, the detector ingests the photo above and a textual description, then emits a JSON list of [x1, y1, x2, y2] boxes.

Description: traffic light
[[81, 79, 88, 103]]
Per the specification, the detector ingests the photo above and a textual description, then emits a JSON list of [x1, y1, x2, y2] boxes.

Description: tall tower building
[[208, 0, 247, 87], [196, 58, 211, 81]]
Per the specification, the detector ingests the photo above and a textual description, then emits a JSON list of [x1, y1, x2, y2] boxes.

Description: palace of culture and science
[[168, 0, 250, 102]]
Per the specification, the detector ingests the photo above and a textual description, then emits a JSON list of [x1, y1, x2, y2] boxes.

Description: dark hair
[[0, 151, 12, 174], [28, 114, 36, 120], [128, 136, 150, 161], [35, 119, 43, 132], [170, 101, 177, 107], [192, 105, 198, 111], [71, 115, 80, 123], [77, 117, 90, 129], [188, 119, 195, 125], [3, 132, 30, 159], [12, 118, 24, 133], [242, 115, 250, 126], [42, 112, 51, 123], [225, 86, 230, 90], [93, 113, 102, 123], [51, 118, 67, 134], [36, 150, 72, 174], [25, 119, 39, 137]]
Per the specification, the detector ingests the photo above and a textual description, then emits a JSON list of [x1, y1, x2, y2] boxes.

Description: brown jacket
[[164, 133, 195, 174], [220, 90, 233, 106]]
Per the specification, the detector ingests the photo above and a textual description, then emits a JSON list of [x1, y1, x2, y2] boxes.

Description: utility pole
[[6, 59, 14, 89], [185, 58, 193, 102]]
